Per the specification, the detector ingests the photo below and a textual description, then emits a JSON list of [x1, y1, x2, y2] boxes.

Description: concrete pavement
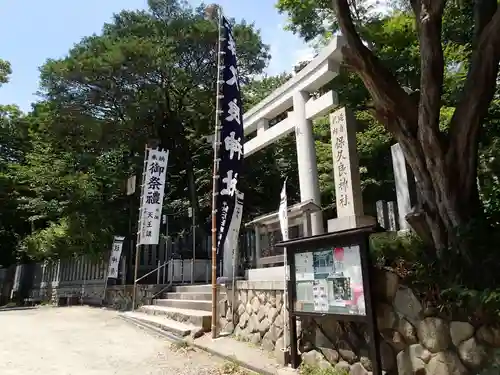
[[0, 306, 225, 375]]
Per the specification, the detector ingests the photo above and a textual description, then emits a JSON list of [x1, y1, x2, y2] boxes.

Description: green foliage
[[0, 104, 31, 266], [220, 359, 248, 375], [1, 0, 500, 302], [276, 0, 500, 320], [239, 73, 302, 217], [276, 0, 380, 43], [299, 362, 348, 375], [371, 228, 500, 320], [370, 232, 426, 270], [0, 59, 11, 86], [2, 0, 271, 260], [243, 73, 292, 108], [37, 0, 269, 233]]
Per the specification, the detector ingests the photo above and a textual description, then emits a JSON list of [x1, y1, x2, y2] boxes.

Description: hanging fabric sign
[[279, 179, 289, 242], [216, 16, 244, 264], [107, 236, 125, 279], [222, 191, 244, 277], [138, 148, 169, 245]]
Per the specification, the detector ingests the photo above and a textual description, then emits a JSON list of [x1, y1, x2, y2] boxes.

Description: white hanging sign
[[222, 191, 244, 277], [107, 236, 125, 279], [126, 175, 136, 196], [228, 191, 244, 258], [279, 179, 289, 242], [138, 148, 169, 245]]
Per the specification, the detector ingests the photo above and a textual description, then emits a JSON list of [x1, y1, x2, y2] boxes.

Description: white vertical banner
[[278, 179, 289, 353], [126, 175, 136, 196], [138, 148, 169, 245], [223, 191, 244, 277], [107, 236, 125, 279], [279, 179, 289, 242], [12, 264, 22, 294]]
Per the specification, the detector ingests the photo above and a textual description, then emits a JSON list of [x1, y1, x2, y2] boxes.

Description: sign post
[[275, 224, 383, 373], [188, 207, 196, 284], [126, 174, 136, 285]]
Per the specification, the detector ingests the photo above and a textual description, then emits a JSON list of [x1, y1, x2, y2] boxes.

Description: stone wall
[[219, 281, 290, 360], [220, 273, 500, 375], [369, 270, 500, 375], [28, 282, 167, 310], [106, 284, 167, 310]]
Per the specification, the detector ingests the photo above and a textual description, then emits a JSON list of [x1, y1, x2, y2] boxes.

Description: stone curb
[[117, 314, 184, 343], [0, 306, 39, 312], [120, 313, 272, 374], [188, 337, 274, 375]]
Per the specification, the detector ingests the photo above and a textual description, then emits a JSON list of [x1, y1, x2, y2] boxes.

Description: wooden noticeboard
[[275, 224, 383, 374]]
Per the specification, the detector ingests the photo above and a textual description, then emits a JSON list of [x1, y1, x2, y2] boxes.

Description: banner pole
[[132, 144, 148, 311], [102, 258, 109, 305], [132, 243, 140, 310], [211, 5, 224, 339]]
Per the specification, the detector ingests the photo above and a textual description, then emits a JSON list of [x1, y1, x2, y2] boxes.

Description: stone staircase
[[120, 284, 213, 340]]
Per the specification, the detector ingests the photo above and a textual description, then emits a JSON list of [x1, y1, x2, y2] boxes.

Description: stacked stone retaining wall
[[28, 283, 167, 310], [219, 273, 500, 375]]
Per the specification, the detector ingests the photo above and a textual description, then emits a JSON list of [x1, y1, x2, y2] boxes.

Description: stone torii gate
[[242, 36, 345, 236], [222, 35, 377, 279]]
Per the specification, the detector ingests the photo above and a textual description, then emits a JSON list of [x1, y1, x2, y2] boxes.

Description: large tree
[[0, 62, 30, 266], [0, 103, 31, 266], [16, 0, 270, 258], [279, 0, 500, 259]]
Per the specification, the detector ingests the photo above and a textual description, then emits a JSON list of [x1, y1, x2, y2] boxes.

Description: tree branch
[[331, 0, 435, 205], [447, 6, 500, 206], [332, 0, 457, 249], [331, 0, 417, 133]]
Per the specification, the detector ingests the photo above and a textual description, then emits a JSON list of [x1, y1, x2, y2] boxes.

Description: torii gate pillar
[[293, 91, 324, 235]]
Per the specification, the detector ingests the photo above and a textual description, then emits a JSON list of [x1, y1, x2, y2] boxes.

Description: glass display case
[[293, 245, 365, 316], [274, 224, 383, 373]]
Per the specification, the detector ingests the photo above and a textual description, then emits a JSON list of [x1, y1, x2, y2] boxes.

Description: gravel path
[[0, 306, 225, 375]]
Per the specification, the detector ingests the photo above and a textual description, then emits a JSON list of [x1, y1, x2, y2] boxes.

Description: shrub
[[369, 230, 500, 322]]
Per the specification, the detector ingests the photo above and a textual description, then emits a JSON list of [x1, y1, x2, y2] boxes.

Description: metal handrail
[[151, 279, 173, 300], [132, 259, 172, 311], [135, 260, 171, 284]]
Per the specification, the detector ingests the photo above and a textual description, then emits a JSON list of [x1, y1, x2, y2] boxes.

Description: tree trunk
[[385, 114, 480, 260], [407, 157, 479, 261], [331, 0, 500, 259]]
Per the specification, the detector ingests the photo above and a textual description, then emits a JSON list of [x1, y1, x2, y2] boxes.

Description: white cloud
[[264, 24, 314, 76], [293, 47, 315, 65]]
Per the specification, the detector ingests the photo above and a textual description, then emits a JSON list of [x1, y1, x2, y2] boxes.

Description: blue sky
[[0, 0, 312, 112]]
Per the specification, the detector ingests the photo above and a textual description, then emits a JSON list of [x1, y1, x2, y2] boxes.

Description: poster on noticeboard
[[294, 245, 366, 316]]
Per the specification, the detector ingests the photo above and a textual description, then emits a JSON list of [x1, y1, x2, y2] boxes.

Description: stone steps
[[123, 284, 215, 336], [139, 304, 211, 331], [154, 298, 212, 311], [173, 284, 212, 293], [120, 311, 201, 338], [163, 292, 212, 301]]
